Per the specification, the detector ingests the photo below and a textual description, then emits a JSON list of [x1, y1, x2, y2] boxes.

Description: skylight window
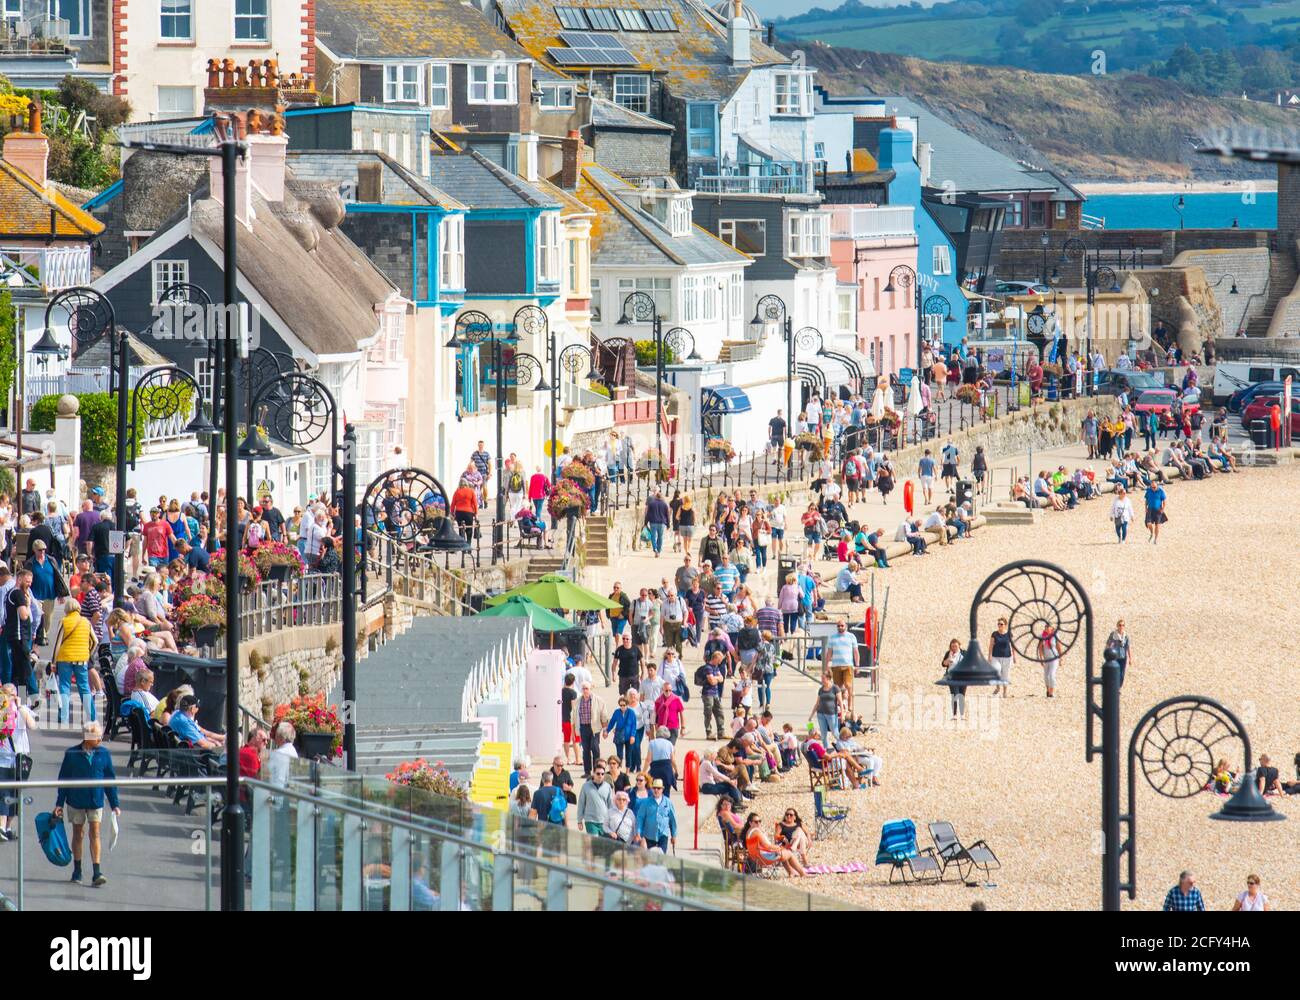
[[614, 7, 649, 30], [645, 9, 676, 31], [555, 6, 589, 29], [585, 7, 620, 30]]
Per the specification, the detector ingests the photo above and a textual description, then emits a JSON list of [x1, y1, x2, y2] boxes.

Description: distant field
[[785, 0, 1300, 63]]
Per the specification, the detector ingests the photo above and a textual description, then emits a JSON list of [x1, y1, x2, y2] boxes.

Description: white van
[[1212, 359, 1300, 405]]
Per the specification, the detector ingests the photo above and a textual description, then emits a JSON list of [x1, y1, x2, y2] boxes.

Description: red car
[[1240, 396, 1300, 434], [1132, 388, 1200, 421]]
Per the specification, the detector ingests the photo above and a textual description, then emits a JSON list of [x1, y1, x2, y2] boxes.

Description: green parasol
[[486, 574, 621, 612], [475, 594, 575, 632]]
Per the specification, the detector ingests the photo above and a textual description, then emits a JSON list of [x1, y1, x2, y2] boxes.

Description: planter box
[[192, 624, 221, 648], [295, 731, 337, 761]]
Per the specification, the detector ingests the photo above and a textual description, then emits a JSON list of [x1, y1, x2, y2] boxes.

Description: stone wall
[[1128, 268, 1220, 355], [239, 624, 342, 723], [1171, 247, 1270, 338], [1266, 239, 1300, 339], [602, 394, 1120, 545]]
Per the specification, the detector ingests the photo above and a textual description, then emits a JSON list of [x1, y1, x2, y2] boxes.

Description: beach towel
[[804, 862, 870, 874]]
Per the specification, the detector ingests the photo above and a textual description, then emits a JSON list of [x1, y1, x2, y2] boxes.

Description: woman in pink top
[[654, 688, 684, 743], [527, 468, 551, 518]]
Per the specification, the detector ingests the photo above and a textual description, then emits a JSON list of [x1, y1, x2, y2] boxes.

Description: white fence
[[831, 205, 915, 240]]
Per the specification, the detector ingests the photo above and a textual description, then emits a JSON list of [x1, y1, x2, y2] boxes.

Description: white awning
[[795, 353, 857, 393], [821, 346, 876, 381]]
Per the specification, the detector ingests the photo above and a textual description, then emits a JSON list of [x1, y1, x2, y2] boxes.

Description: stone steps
[[585, 519, 610, 566]]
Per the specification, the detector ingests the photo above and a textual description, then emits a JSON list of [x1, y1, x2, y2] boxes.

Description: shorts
[[1144, 508, 1167, 525], [759, 849, 780, 863], [844, 477, 860, 491], [771, 527, 784, 540], [832, 665, 854, 689], [941, 463, 958, 478], [66, 806, 103, 825], [679, 526, 695, 540], [920, 475, 934, 489], [805, 531, 821, 543], [562, 721, 579, 744]]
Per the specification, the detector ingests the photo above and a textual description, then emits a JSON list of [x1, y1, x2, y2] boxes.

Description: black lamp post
[[363, 466, 470, 560], [129, 367, 216, 478], [512, 305, 560, 487], [1039, 231, 1051, 287], [749, 294, 791, 478], [619, 291, 666, 463], [39, 287, 127, 602], [446, 311, 508, 562], [884, 264, 925, 374], [945, 559, 1282, 911], [239, 372, 352, 769], [1174, 194, 1186, 230], [238, 346, 293, 508], [1060, 238, 1118, 383], [1210, 272, 1240, 296], [154, 281, 224, 553]]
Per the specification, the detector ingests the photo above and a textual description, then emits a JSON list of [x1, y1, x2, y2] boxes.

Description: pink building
[[830, 204, 918, 378]]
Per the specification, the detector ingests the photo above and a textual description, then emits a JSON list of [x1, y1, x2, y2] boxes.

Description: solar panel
[[560, 31, 627, 50], [614, 7, 648, 30], [551, 29, 639, 65]]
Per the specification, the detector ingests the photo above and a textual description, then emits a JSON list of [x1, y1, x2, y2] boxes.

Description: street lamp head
[[935, 639, 1006, 689], [29, 327, 64, 357], [430, 515, 471, 552], [1210, 770, 1286, 823], [186, 406, 217, 436], [444, 331, 463, 350], [237, 423, 273, 458]]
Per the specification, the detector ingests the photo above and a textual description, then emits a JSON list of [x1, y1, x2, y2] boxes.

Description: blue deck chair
[[813, 789, 849, 840], [875, 818, 942, 884]]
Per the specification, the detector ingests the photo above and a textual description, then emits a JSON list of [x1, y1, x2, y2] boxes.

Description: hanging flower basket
[[273, 694, 343, 759], [174, 594, 225, 644], [795, 433, 823, 459], [955, 384, 982, 405], [252, 541, 306, 581], [879, 411, 901, 428], [211, 548, 260, 590], [562, 460, 596, 489], [547, 477, 588, 519], [1041, 362, 1064, 378], [705, 437, 735, 462]]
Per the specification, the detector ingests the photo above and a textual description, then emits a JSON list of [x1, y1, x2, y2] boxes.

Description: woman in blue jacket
[[605, 695, 638, 768]]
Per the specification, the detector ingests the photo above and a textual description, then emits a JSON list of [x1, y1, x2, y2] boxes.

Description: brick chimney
[[209, 114, 255, 228], [3, 99, 50, 187], [561, 129, 584, 190]]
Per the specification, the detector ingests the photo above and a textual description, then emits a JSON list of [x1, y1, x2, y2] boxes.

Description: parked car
[[1227, 380, 1294, 413], [1240, 396, 1300, 434], [1132, 388, 1201, 420], [994, 281, 1052, 297], [1094, 370, 1165, 396]]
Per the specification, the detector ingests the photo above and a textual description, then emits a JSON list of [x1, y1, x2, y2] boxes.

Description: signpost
[[1284, 375, 1293, 449]]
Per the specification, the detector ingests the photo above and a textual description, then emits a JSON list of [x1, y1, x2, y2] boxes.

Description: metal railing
[[1080, 212, 1106, 230], [695, 161, 813, 196], [830, 205, 915, 240], [212, 572, 343, 654]]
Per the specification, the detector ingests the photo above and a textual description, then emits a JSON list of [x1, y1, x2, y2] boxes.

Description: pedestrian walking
[[54, 720, 120, 887], [988, 616, 1015, 696], [1143, 480, 1168, 544], [1110, 487, 1134, 543], [1162, 870, 1206, 911]]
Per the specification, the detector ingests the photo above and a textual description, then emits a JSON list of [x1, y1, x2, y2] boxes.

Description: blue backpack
[[35, 812, 72, 867], [547, 787, 567, 824]]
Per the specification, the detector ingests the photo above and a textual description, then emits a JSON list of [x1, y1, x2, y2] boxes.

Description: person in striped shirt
[[703, 584, 728, 634], [713, 554, 740, 600], [755, 597, 783, 638]]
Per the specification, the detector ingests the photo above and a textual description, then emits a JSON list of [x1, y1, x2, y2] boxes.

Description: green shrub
[[30, 382, 195, 465], [633, 339, 677, 367]]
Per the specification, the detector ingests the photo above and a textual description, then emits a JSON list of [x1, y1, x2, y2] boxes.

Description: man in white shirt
[[921, 509, 949, 546], [640, 662, 666, 707], [268, 721, 299, 787]]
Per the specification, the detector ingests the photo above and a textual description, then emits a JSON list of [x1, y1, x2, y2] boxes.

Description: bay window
[[772, 71, 813, 116], [537, 213, 561, 285], [787, 213, 829, 258]]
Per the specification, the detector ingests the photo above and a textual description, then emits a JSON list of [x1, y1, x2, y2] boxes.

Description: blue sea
[[1084, 192, 1277, 230]]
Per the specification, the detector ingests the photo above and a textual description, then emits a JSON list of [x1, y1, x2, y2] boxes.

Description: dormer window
[[773, 71, 813, 116], [384, 65, 422, 104], [669, 197, 693, 237]]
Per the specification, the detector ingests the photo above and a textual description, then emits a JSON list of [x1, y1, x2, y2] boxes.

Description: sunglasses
[[594, 770, 606, 775]]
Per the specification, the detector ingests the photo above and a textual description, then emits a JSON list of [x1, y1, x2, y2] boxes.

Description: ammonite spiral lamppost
[[941, 559, 1281, 911], [363, 466, 467, 556], [130, 366, 216, 471], [749, 295, 792, 474], [512, 305, 560, 485], [1059, 238, 1119, 383], [618, 291, 667, 460], [37, 287, 126, 599]]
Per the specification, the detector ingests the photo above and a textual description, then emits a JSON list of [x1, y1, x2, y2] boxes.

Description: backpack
[[694, 664, 710, 688], [508, 471, 524, 493], [547, 787, 567, 824]]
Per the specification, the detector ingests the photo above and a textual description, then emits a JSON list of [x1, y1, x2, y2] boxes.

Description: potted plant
[[547, 477, 588, 520], [211, 547, 260, 590], [385, 758, 468, 800], [705, 437, 735, 462], [273, 693, 343, 760], [175, 594, 225, 647], [252, 541, 306, 582], [955, 384, 983, 406]]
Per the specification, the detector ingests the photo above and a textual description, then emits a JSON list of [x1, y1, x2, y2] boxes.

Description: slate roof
[[881, 96, 1055, 196], [74, 330, 171, 368], [1021, 168, 1086, 203], [499, 0, 790, 100], [315, 0, 531, 61], [0, 154, 104, 240], [425, 149, 560, 210], [577, 162, 750, 267], [589, 96, 674, 132], [285, 149, 466, 210]]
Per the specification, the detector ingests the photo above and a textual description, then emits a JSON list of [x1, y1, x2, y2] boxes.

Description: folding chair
[[101, 656, 123, 740], [125, 706, 160, 777], [717, 816, 747, 874], [928, 821, 1000, 885], [812, 788, 849, 840], [874, 818, 942, 884]]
